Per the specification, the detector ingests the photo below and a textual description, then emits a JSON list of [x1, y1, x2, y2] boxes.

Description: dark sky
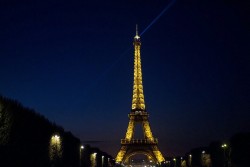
[[1, 0, 249, 157]]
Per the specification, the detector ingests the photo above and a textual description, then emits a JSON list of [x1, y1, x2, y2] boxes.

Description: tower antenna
[[136, 24, 138, 36]]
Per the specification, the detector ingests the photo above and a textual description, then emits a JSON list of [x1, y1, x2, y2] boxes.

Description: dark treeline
[[0, 95, 114, 167], [163, 132, 250, 167]]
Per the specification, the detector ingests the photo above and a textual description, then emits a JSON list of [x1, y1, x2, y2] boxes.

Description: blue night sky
[[0, 0, 249, 156]]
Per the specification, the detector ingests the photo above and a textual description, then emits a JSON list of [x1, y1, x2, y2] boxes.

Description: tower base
[[116, 139, 165, 165]]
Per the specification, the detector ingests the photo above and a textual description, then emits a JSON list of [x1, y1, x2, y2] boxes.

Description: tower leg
[[115, 146, 127, 163]]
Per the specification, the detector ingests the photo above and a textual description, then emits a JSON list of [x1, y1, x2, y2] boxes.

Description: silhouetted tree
[[230, 133, 250, 167]]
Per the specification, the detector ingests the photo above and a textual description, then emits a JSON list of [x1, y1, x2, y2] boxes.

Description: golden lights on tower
[[132, 25, 146, 111], [115, 26, 165, 165]]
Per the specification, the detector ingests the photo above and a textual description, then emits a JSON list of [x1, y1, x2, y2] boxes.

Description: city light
[[102, 155, 105, 167], [90, 152, 97, 167], [49, 134, 62, 161], [51, 134, 61, 145]]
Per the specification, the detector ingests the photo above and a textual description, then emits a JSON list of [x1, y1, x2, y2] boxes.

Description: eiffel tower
[[115, 26, 165, 165]]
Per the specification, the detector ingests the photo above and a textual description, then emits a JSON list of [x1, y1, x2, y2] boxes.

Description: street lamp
[[173, 158, 176, 167], [54, 135, 60, 140], [201, 151, 206, 166], [80, 145, 84, 167], [50, 134, 61, 154], [90, 153, 97, 167], [222, 144, 228, 167], [102, 155, 104, 167], [50, 134, 62, 166], [189, 154, 192, 167]]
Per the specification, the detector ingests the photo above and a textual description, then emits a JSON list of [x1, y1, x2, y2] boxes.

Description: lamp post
[[80, 145, 84, 167], [222, 144, 227, 167], [91, 152, 97, 167], [50, 134, 62, 167], [201, 151, 205, 167], [189, 154, 192, 167], [173, 158, 176, 167], [54, 135, 60, 152], [102, 155, 104, 167]]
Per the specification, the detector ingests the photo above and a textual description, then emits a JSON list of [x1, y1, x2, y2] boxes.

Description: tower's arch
[[123, 150, 158, 165]]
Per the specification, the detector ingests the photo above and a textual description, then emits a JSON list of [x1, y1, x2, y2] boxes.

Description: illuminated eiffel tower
[[115, 26, 165, 165]]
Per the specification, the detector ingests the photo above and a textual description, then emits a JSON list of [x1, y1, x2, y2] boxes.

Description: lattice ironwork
[[115, 26, 165, 165]]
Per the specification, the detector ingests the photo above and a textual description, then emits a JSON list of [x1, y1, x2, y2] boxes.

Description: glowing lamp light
[[80, 145, 84, 149], [54, 135, 60, 140], [51, 134, 61, 143], [49, 134, 62, 160], [202, 151, 205, 154]]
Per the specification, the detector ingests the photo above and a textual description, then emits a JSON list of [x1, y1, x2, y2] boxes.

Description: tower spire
[[134, 24, 140, 40], [136, 24, 138, 36], [132, 24, 145, 111]]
